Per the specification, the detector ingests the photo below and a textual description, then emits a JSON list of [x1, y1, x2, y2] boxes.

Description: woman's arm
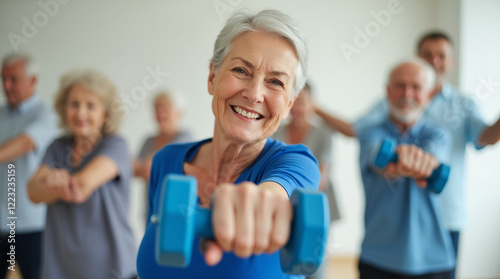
[[318, 163, 330, 191], [70, 156, 119, 203], [258, 181, 289, 199], [133, 154, 153, 181], [28, 165, 70, 204], [134, 159, 146, 178]]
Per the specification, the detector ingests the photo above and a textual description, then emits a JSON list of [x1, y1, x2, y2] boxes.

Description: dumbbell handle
[[194, 207, 214, 238]]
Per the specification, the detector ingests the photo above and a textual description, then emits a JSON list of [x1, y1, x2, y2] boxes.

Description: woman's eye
[[271, 79, 284, 87], [88, 103, 94, 110], [232, 68, 246, 75]]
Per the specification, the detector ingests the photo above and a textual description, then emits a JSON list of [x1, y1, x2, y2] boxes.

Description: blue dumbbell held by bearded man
[[373, 137, 450, 194], [151, 174, 329, 275]]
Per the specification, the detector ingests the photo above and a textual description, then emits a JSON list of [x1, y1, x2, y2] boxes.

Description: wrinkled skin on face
[[208, 31, 299, 146]]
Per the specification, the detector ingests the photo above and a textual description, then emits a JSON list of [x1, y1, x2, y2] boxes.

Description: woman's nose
[[242, 79, 265, 104], [76, 106, 86, 118]]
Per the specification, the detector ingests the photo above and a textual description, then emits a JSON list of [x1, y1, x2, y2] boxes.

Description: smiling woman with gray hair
[[137, 9, 320, 279]]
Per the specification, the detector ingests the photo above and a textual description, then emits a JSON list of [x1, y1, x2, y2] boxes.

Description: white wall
[[458, 0, 500, 277], [435, 0, 461, 86], [1, 0, 498, 278]]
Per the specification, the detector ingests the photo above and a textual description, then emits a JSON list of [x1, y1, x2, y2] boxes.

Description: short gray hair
[[153, 89, 185, 112], [211, 9, 308, 97], [2, 52, 38, 77], [388, 58, 436, 92], [54, 69, 121, 135]]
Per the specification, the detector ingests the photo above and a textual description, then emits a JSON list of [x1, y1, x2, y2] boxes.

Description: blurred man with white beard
[[315, 32, 500, 279], [357, 59, 455, 278]]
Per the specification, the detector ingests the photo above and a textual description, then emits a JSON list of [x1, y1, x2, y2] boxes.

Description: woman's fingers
[[210, 183, 292, 259], [253, 190, 273, 255], [200, 239, 223, 266], [264, 197, 292, 254], [212, 184, 236, 252], [233, 183, 255, 258]]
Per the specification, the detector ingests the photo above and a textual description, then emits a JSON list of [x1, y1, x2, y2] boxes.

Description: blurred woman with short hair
[[28, 69, 137, 279]]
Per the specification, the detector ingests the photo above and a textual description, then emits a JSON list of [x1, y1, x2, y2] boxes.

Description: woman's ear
[[208, 61, 216, 96]]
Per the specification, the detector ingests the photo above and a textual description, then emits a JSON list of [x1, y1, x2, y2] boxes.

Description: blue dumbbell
[[151, 174, 329, 275], [373, 138, 450, 194]]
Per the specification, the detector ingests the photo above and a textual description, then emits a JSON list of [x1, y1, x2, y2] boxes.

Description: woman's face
[[208, 31, 298, 144], [65, 84, 107, 138], [289, 89, 313, 122], [155, 96, 179, 130]]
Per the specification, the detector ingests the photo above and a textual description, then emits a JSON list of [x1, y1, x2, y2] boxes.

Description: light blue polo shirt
[[353, 83, 488, 231], [358, 117, 455, 274], [0, 94, 58, 234]]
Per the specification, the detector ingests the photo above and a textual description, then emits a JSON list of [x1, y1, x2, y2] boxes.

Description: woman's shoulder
[[265, 137, 313, 158], [47, 136, 71, 150], [99, 134, 128, 147], [154, 138, 208, 161], [91, 134, 129, 156]]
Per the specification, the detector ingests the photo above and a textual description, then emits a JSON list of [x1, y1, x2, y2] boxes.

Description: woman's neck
[[289, 117, 309, 129], [202, 133, 266, 184], [72, 133, 102, 165], [158, 123, 179, 136], [156, 127, 179, 143], [184, 130, 267, 207], [287, 119, 311, 144]]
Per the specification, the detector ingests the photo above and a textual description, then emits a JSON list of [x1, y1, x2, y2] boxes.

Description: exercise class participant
[[315, 32, 500, 279], [28, 69, 137, 279], [358, 59, 455, 278], [134, 91, 193, 222], [0, 53, 58, 279], [272, 82, 340, 279], [135, 91, 193, 182], [137, 9, 320, 279]]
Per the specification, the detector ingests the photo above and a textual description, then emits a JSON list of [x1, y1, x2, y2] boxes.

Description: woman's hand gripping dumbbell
[[151, 174, 330, 275]]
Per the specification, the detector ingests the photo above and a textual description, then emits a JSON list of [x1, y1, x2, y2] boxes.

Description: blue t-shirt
[[353, 83, 488, 230], [137, 138, 320, 279], [358, 117, 455, 275]]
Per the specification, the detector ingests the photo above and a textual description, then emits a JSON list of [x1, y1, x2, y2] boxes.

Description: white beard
[[389, 99, 423, 124]]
